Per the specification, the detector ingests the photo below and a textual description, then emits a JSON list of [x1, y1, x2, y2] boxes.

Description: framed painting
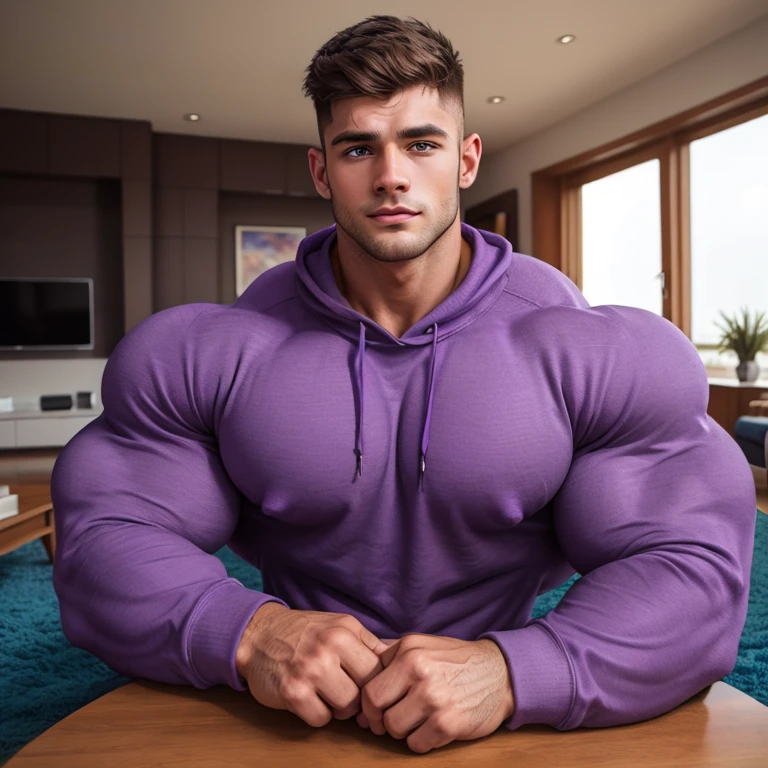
[[235, 225, 306, 296]]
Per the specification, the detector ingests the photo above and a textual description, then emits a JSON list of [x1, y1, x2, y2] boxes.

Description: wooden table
[[708, 378, 768, 438], [0, 483, 54, 561], [6, 680, 768, 766]]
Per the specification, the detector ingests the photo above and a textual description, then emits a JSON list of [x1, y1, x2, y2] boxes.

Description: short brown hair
[[302, 15, 464, 148]]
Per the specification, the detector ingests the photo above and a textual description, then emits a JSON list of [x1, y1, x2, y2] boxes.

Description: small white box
[[0, 493, 20, 520]]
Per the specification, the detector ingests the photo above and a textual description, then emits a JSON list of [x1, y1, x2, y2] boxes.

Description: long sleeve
[[51, 304, 289, 690], [478, 304, 756, 730]]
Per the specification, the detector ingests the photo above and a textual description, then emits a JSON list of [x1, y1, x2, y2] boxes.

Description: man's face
[[309, 86, 479, 263]]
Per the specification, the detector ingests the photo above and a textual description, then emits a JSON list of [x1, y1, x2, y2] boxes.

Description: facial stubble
[[325, 152, 463, 264]]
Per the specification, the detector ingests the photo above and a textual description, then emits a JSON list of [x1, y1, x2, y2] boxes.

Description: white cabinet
[[0, 420, 15, 449], [0, 410, 102, 449], [16, 416, 97, 448]]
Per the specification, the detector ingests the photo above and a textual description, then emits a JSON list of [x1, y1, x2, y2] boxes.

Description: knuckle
[[278, 677, 304, 704], [399, 634, 419, 651], [336, 693, 360, 718], [407, 652, 430, 679], [431, 713, 453, 738], [336, 614, 361, 631], [425, 685, 448, 709], [322, 625, 352, 647], [309, 710, 333, 728], [382, 711, 404, 740]]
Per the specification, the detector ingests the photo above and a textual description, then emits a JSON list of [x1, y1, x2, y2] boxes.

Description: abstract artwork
[[235, 225, 306, 296]]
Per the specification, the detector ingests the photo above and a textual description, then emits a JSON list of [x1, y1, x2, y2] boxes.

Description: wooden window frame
[[532, 76, 768, 344]]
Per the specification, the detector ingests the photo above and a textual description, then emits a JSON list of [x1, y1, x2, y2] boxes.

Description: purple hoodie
[[51, 223, 756, 731]]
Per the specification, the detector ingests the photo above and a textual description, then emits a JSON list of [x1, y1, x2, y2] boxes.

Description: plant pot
[[736, 359, 760, 383]]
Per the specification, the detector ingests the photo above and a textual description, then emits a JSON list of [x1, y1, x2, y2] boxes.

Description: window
[[690, 112, 768, 346], [532, 77, 768, 357], [581, 159, 662, 313]]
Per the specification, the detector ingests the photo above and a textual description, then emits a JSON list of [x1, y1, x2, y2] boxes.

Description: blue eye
[[346, 147, 371, 157]]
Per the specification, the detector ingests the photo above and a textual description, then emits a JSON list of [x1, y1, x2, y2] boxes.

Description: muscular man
[[51, 15, 756, 755]]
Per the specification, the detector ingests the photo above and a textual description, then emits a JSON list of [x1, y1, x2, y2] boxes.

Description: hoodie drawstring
[[419, 323, 438, 493], [354, 321, 438, 493], [354, 322, 365, 478]]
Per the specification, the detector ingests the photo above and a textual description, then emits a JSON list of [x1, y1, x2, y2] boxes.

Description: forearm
[[480, 530, 753, 731], [236, 601, 291, 680], [54, 519, 288, 689]]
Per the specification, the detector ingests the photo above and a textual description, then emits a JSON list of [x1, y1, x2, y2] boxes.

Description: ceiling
[[1, 0, 766, 155]]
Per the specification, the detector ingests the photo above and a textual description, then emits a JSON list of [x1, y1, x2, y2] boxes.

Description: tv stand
[[0, 408, 102, 449]]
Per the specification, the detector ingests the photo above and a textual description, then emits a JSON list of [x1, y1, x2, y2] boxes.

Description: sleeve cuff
[[184, 578, 289, 690], [477, 620, 575, 731]]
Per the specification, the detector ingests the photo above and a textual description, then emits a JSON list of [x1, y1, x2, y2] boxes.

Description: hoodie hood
[[294, 222, 512, 348], [293, 222, 513, 490]]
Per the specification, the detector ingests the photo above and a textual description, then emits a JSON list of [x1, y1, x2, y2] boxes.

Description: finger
[[316, 671, 362, 721], [359, 626, 391, 656], [356, 711, 370, 729], [406, 714, 457, 755], [285, 683, 335, 729], [380, 695, 430, 741], [361, 663, 410, 737], [338, 641, 388, 690], [379, 640, 403, 668]]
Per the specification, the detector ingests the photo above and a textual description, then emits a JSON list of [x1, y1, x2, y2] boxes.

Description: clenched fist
[[358, 633, 515, 754], [235, 602, 391, 727]]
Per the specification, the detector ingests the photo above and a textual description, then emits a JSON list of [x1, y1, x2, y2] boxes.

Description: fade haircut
[[302, 15, 464, 150]]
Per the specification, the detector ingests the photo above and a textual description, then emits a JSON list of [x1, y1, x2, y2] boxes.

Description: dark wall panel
[[153, 237, 185, 311], [0, 176, 124, 359], [154, 187, 184, 237], [183, 238, 219, 304], [0, 110, 48, 175], [123, 236, 153, 323], [218, 192, 333, 305], [220, 139, 285, 194], [49, 115, 121, 178], [154, 134, 219, 189], [285, 144, 319, 197], [183, 189, 218, 238], [122, 181, 152, 237], [121, 120, 152, 181]]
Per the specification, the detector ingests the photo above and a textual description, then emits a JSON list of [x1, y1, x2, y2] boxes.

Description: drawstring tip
[[418, 453, 426, 492], [356, 451, 362, 477]]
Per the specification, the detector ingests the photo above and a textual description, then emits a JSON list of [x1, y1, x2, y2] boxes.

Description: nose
[[373, 145, 410, 196]]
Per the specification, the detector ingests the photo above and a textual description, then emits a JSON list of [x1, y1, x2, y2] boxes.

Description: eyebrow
[[329, 123, 451, 148]]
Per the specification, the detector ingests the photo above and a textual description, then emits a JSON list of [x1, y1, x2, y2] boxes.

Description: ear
[[458, 133, 482, 190], [308, 147, 332, 200]]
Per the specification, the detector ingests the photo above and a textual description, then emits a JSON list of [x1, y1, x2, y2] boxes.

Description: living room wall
[[0, 176, 124, 361], [0, 111, 333, 362], [464, 15, 768, 257], [0, 111, 331, 410]]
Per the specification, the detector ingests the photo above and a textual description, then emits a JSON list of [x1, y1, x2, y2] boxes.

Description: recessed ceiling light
[[487, 96, 505, 104], [184, 113, 201, 122], [556, 34, 576, 44]]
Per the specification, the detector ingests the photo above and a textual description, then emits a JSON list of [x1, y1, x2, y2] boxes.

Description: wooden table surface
[[6, 680, 768, 767], [0, 483, 55, 559]]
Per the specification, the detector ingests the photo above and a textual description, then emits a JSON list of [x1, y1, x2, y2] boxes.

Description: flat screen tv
[[0, 277, 95, 351]]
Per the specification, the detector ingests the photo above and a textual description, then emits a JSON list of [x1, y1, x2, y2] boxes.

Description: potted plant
[[713, 306, 768, 383]]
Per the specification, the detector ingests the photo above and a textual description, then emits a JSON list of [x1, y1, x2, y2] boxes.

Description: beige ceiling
[[1, 0, 767, 154]]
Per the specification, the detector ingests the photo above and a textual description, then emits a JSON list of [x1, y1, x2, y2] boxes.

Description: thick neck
[[330, 220, 473, 339]]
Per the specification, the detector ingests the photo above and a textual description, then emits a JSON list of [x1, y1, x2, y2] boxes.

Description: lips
[[369, 211, 420, 225]]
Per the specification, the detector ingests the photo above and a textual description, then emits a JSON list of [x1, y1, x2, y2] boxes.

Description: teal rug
[[1, 511, 766, 764]]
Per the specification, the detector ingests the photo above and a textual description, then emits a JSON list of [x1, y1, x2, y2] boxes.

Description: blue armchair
[[735, 398, 768, 483]]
